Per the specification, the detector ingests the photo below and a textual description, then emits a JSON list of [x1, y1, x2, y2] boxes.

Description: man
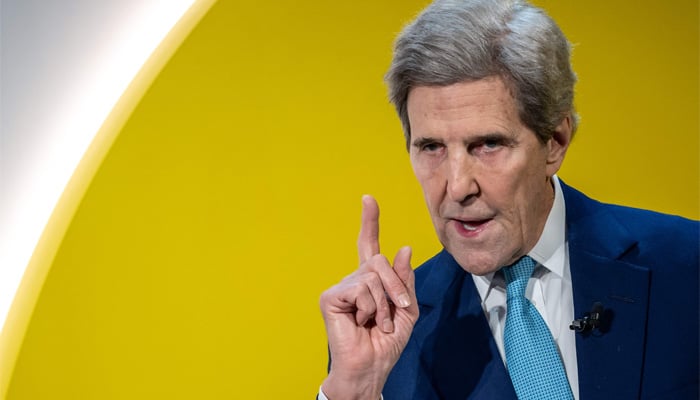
[[319, 0, 699, 399]]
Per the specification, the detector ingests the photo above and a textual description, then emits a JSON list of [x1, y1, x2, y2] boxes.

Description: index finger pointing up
[[358, 195, 380, 263]]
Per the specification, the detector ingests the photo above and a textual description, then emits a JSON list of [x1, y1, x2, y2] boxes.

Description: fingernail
[[397, 294, 411, 308], [383, 318, 394, 333]]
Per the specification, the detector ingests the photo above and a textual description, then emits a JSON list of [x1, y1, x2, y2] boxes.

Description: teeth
[[462, 223, 477, 231]]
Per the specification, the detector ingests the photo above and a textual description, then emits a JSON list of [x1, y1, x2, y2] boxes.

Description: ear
[[545, 114, 573, 177]]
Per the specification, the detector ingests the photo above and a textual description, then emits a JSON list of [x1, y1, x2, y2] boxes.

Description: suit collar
[[561, 180, 638, 260]]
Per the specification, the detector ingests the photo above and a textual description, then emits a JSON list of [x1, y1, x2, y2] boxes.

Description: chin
[[450, 252, 503, 276]]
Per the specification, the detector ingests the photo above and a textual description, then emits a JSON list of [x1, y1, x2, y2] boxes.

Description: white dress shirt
[[472, 175, 578, 399], [320, 177, 578, 400]]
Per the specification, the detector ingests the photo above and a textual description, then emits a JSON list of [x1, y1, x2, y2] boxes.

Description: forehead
[[406, 77, 522, 136]]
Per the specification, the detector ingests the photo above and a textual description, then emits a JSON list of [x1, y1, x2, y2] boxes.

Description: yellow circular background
[[3, 0, 697, 398]]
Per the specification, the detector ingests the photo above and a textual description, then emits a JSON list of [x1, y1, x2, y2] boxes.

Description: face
[[407, 77, 571, 275]]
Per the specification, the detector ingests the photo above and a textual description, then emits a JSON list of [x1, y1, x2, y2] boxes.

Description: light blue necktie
[[503, 256, 574, 400]]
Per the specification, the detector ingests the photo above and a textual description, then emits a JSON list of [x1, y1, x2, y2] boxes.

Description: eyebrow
[[411, 132, 516, 147], [411, 136, 442, 148], [473, 132, 516, 145]]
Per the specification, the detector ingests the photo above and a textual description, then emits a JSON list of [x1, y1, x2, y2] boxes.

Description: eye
[[421, 142, 442, 152], [483, 138, 501, 149], [469, 135, 509, 155], [412, 138, 445, 154]]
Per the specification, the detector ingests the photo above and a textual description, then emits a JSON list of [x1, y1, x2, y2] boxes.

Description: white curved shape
[[0, 0, 197, 334]]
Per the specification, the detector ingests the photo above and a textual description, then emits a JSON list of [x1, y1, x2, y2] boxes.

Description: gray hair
[[385, 0, 578, 148]]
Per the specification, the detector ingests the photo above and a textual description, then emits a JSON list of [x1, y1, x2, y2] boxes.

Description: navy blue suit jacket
[[382, 182, 699, 399]]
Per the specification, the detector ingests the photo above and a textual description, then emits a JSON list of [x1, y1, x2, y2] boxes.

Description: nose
[[446, 151, 479, 203]]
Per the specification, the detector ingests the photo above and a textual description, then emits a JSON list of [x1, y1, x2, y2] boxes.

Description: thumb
[[393, 246, 418, 318], [393, 246, 413, 290]]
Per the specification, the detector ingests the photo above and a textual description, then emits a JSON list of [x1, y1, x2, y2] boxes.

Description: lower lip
[[452, 219, 490, 238]]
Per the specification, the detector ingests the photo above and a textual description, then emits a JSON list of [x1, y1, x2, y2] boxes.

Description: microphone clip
[[569, 302, 605, 333]]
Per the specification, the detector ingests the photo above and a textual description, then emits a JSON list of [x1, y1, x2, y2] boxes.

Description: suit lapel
[[408, 251, 517, 399], [563, 182, 650, 399]]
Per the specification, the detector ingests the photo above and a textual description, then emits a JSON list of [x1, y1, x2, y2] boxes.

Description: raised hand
[[320, 195, 419, 400]]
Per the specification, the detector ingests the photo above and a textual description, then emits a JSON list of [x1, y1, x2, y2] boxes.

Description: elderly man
[[319, 0, 699, 399]]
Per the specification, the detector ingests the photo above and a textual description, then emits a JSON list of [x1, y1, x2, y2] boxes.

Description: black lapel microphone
[[570, 302, 609, 333]]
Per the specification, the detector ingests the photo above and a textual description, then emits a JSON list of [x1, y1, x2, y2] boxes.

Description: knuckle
[[356, 296, 377, 314], [368, 275, 388, 294], [385, 278, 406, 293], [319, 287, 336, 303], [377, 297, 390, 312], [370, 253, 390, 265], [319, 287, 340, 311], [360, 254, 390, 272], [355, 270, 380, 286]]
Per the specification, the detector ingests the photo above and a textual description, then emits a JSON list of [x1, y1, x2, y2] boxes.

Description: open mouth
[[456, 219, 491, 233]]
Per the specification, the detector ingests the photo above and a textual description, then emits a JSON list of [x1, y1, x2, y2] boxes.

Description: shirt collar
[[529, 175, 566, 277]]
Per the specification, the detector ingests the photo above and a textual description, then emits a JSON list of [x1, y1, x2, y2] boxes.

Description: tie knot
[[503, 256, 536, 297]]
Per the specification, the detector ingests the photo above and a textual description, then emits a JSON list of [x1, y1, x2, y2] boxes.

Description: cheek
[[480, 169, 532, 226], [414, 169, 440, 196], [413, 174, 444, 220], [412, 160, 436, 193], [419, 179, 440, 210]]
